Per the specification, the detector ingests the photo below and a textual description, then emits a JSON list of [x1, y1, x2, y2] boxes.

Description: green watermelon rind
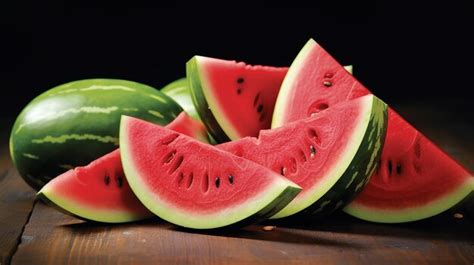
[[344, 178, 474, 223], [36, 189, 151, 223], [187, 57, 232, 143], [119, 116, 301, 229], [10, 79, 183, 190], [271, 95, 388, 218], [161, 78, 201, 121], [343, 65, 353, 74], [161, 78, 217, 144]]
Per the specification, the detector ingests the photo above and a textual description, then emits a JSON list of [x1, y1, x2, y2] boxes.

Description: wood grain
[[11, 202, 474, 265], [4, 100, 474, 265], [0, 144, 36, 264]]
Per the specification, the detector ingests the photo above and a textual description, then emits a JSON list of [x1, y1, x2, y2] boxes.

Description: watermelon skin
[[273, 39, 474, 222], [10, 79, 183, 190], [187, 56, 288, 142], [37, 112, 209, 223], [161, 78, 201, 121], [219, 95, 387, 218], [120, 116, 301, 229]]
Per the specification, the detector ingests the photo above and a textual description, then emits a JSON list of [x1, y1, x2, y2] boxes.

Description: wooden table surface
[[1, 100, 473, 265]]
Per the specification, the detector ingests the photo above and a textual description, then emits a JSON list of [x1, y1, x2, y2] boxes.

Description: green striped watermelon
[[161, 78, 201, 121], [10, 79, 183, 190]]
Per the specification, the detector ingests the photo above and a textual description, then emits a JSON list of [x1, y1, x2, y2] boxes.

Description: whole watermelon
[[10, 79, 183, 190]]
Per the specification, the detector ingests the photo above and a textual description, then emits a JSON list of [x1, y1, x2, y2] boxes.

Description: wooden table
[[1, 100, 473, 265]]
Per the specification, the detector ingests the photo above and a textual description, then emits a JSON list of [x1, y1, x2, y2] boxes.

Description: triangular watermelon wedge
[[120, 116, 301, 229], [187, 56, 288, 142], [273, 39, 474, 223], [219, 95, 387, 219]]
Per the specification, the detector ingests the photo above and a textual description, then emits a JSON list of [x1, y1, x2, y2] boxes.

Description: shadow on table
[[266, 210, 474, 243], [61, 215, 362, 248], [172, 224, 366, 248], [60, 206, 473, 245]]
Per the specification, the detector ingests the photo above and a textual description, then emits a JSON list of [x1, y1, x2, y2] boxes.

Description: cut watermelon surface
[[344, 112, 474, 223], [272, 38, 474, 222], [38, 149, 152, 223], [37, 112, 209, 223], [187, 56, 288, 142], [120, 116, 301, 229], [219, 95, 387, 219]]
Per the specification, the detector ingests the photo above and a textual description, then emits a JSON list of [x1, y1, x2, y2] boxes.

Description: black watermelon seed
[[116, 176, 123, 188], [237, 88, 242, 94], [318, 103, 329, 111], [257, 104, 264, 113], [237, 77, 244, 84], [228, 174, 234, 184], [323, 81, 332, 87], [388, 160, 393, 175], [104, 175, 110, 186], [310, 145, 317, 158], [396, 163, 402, 174], [215, 177, 220, 188], [253, 93, 261, 107]]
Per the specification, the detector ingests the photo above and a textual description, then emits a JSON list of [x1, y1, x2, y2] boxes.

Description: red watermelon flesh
[[219, 95, 387, 218], [37, 112, 209, 223], [345, 111, 474, 222], [273, 39, 474, 222], [37, 149, 151, 223], [120, 116, 301, 229], [187, 56, 288, 142]]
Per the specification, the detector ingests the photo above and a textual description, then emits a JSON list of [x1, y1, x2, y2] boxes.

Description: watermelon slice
[[273, 38, 474, 222], [37, 149, 152, 223], [187, 56, 288, 142], [219, 95, 387, 218], [37, 112, 209, 223], [344, 112, 474, 223], [120, 116, 301, 229]]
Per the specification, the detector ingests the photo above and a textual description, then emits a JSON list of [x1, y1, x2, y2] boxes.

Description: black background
[[1, 3, 472, 118]]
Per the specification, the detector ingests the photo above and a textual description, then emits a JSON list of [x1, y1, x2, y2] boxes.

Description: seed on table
[[262, 225, 276, 231], [453, 213, 464, 219]]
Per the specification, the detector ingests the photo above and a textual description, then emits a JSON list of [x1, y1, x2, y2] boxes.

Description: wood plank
[[0, 142, 37, 264], [8, 101, 474, 264], [11, 202, 474, 265]]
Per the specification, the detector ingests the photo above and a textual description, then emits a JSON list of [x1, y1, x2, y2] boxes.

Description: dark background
[[1, 3, 473, 120]]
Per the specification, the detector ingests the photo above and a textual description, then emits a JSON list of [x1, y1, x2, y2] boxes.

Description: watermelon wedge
[[37, 149, 152, 223], [344, 112, 474, 223], [187, 56, 288, 142], [272, 38, 474, 222], [37, 112, 209, 223], [120, 116, 301, 229], [219, 95, 387, 218]]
